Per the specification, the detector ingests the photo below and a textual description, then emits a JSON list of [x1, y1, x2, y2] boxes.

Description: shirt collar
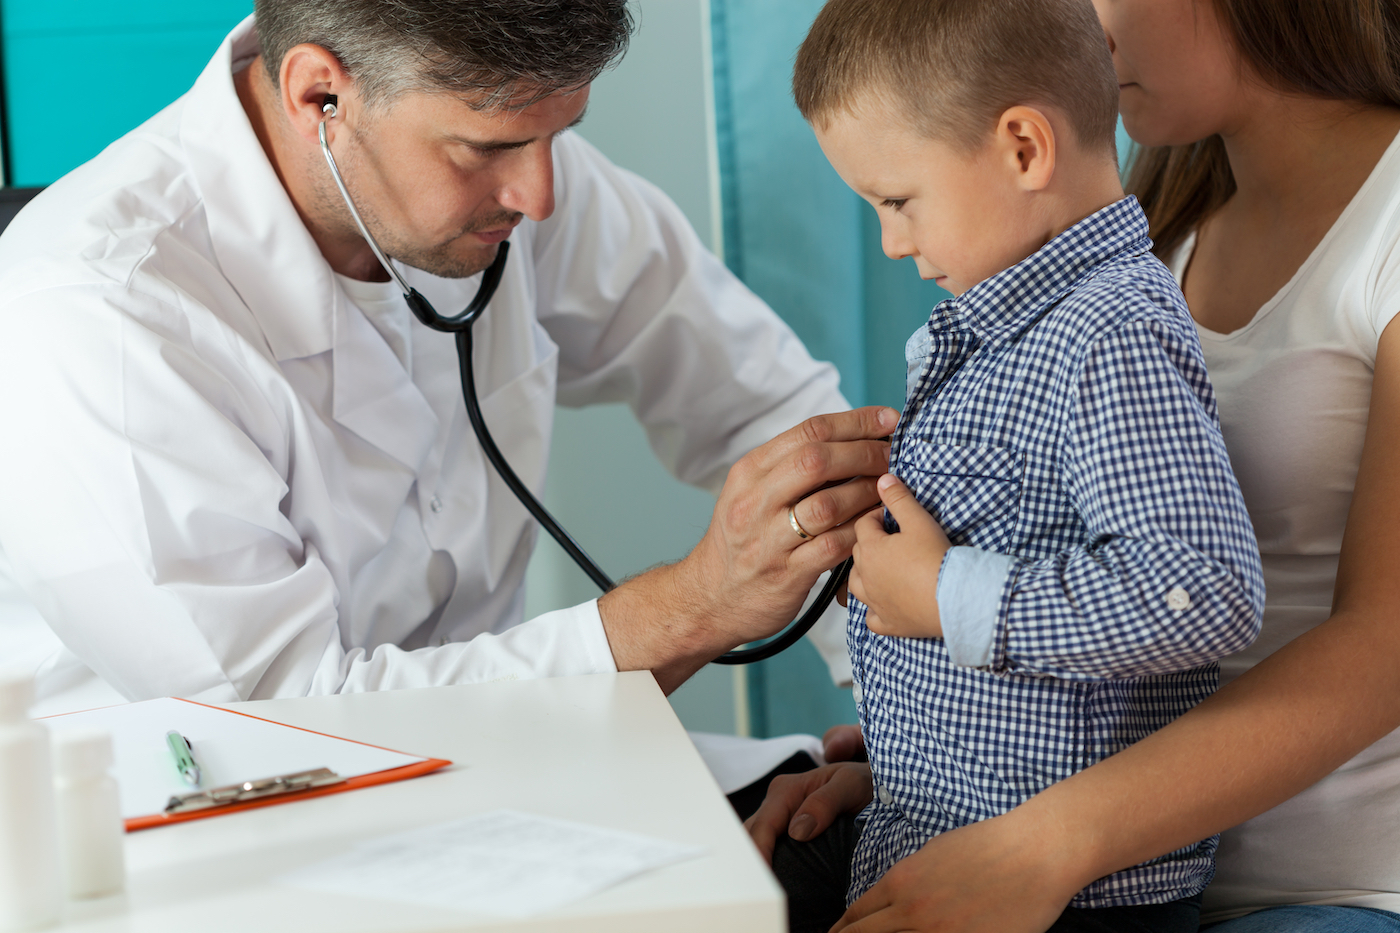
[[178, 20, 442, 472], [951, 196, 1151, 344], [179, 16, 340, 362]]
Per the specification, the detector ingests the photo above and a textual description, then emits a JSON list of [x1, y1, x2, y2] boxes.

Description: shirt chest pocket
[[896, 443, 1024, 551]]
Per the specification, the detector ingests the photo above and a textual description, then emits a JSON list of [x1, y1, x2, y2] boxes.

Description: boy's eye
[[881, 198, 907, 211]]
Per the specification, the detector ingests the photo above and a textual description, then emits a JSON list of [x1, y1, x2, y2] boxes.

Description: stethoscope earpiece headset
[[317, 93, 850, 665]]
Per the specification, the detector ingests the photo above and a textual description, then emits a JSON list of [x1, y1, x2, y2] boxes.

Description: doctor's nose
[[496, 145, 556, 222]]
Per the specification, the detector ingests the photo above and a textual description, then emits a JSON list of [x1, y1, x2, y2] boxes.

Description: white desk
[[55, 672, 785, 932]]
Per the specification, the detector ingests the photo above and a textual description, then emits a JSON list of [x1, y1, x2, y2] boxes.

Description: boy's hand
[[849, 474, 951, 638]]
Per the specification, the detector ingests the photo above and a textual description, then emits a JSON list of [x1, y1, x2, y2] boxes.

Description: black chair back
[[0, 187, 43, 235]]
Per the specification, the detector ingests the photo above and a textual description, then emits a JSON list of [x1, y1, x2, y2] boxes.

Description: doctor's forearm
[[597, 562, 723, 694]]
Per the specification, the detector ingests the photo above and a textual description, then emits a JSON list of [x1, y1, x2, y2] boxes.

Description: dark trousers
[[728, 757, 1202, 932], [768, 817, 1201, 933]]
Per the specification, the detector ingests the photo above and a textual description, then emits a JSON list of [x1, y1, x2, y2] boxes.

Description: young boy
[[777, 0, 1265, 930]]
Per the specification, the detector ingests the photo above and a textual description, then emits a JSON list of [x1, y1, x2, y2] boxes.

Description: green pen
[[166, 730, 201, 786]]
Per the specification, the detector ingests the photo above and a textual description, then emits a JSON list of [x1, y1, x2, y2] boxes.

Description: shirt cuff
[[937, 547, 1016, 669], [804, 574, 854, 688], [496, 598, 618, 678], [553, 598, 619, 675]]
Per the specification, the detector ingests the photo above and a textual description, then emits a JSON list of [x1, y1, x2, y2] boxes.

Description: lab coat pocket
[[897, 444, 1023, 552]]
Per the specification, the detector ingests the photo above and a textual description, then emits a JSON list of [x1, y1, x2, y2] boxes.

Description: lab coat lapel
[[330, 287, 439, 473], [179, 17, 337, 363], [179, 23, 554, 592], [180, 18, 438, 471]]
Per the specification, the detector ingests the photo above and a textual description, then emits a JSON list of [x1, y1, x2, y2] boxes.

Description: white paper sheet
[[280, 810, 705, 917], [687, 731, 826, 794], [45, 697, 427, 819]]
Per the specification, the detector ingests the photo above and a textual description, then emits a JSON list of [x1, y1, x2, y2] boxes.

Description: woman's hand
[[823, 723, 866, 762], [830, 810, 1081, 933], [744, 762, 874, 864], [849, 474, 951, 637]]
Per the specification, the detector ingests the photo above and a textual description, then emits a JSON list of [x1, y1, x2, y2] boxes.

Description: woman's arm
[[827, 321, 1400, 932]]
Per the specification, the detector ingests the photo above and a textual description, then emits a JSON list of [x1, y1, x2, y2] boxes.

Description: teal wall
[[710, 0, 953, 416], [708, 0, 1139, 739], [1, 0, 252, 186], [710, 0, 954, 738], [523, 0, 740, 736], [0, 0, 1142, 743]]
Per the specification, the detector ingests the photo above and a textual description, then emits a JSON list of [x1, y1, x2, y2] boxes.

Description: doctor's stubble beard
[[312, 140, 522, 281]]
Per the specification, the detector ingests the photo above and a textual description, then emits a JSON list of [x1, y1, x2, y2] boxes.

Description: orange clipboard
[[44, 697, 451, 832]]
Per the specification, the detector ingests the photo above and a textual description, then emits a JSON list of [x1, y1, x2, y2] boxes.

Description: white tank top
[[1169, 131, 1400, 922]]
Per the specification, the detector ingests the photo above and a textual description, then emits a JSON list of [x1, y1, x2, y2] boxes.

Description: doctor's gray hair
[[254, 0, 633, 110]]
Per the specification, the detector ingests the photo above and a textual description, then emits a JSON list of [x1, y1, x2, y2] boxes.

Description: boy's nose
[[881, 223, 913, 262]]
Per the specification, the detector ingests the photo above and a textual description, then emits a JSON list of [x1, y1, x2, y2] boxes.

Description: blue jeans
[[1206, 906, 1400, 932]]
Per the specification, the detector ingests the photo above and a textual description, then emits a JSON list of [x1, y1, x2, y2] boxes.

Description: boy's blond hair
[[793, 0, 1119, 157]]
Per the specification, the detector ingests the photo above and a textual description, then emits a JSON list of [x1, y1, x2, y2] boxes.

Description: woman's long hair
[[1128, 0, 1400, 258]]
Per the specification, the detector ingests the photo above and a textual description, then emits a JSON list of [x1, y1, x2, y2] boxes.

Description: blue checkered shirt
[[847, 198, 1264, 908]]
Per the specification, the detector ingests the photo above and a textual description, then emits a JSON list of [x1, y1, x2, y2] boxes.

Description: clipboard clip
[[165, 767, 345, 814]]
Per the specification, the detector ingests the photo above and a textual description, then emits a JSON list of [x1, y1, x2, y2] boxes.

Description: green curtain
[[1, 0, 252, 186], [710, 0, 953, 737]]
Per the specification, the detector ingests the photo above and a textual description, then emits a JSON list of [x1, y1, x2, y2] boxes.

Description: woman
[[747, 0, 1400, 929]]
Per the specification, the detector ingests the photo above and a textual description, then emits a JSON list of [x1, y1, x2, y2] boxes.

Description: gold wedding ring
[[789, 504, 814, 540]]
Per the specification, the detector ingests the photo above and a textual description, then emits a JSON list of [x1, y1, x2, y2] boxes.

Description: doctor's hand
[[744, 761, 873, 864], [599, 406, 897, 693], [848, 474, 951, 639]]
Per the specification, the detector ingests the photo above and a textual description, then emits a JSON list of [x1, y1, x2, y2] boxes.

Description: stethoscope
[[317, 95, 850, 664]]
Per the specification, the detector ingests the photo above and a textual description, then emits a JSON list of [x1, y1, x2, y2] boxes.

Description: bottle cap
[[0, 670, 34, 720], [52, 728, 114, 778]]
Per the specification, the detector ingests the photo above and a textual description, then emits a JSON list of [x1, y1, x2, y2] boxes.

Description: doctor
[[0, 0, 892, 714]]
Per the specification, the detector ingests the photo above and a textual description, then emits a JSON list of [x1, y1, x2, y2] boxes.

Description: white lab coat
[[0, 20, 848, 715]]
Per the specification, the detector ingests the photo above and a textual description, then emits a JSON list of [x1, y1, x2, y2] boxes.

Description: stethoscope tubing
[[453, 321, 615, 592], [317, 99, 844, 665]]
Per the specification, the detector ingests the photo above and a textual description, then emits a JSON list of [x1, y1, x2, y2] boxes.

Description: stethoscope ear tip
[[321, 94, 338, 118]]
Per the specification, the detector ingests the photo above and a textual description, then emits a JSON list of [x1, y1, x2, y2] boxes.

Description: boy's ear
[[995, 106, 1056, 192]]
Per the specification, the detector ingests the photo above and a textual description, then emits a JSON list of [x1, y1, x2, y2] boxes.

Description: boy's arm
[[944, 315, 1265, 680]]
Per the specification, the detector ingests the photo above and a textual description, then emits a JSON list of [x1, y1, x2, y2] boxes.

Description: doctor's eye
[[881, 198, 907, 212]]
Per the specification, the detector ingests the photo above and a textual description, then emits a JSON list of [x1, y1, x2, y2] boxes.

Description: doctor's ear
[[277, 43, 355, 143]]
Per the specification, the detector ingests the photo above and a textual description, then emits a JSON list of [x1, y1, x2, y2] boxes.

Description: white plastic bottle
[[52, 730, 125, 900], [0, 672, 61, 931]]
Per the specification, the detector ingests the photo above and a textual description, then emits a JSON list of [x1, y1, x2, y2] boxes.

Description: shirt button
[[430, 495, 444, 514], [852, 683, 863, 704], [1166, 586, 1191, 611], [877, 785, 893, 805]]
